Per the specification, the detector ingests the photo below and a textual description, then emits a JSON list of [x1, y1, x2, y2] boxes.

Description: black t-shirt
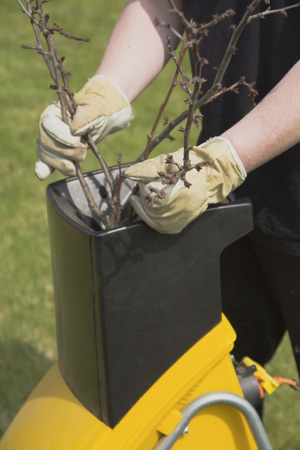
[[182, 0, 300, 255]]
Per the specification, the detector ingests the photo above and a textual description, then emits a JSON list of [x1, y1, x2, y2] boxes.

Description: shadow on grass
[[0, 339, 55, 438]]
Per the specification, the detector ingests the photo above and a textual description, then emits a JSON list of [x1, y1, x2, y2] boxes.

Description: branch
[[50, 22, 90, 41], [144, 39, 188, 161], [74, 162, 108, 225], [138, 0, 299, 162], [139, 0, 300, 205], [126, 38, 189, 224], [168, 0, 236, 37], [199, 0, 261, 107], [249, 1, 300, 21], [18, 0, 120, 228]]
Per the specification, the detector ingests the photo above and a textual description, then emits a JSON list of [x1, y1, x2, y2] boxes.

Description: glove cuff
[[93, 74, 131, 106], [215, 136, 247, 179]]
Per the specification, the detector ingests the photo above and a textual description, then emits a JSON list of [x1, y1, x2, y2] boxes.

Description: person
[[36, 0, 300, 375]]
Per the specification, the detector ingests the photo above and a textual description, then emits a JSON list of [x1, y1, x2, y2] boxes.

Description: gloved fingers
[[35, 157, 54, 181], [138, 179, 185, 206], [130, 194, 186, 234], [36, 141, 76, 177], [124, 147, 208, 184], [129, 195, 159, 230], [38, 126, 87, 161], [129, 169, 212, 234], [130, 179, 188, 234], [124, 153, 173, 183], [41, 103, 82, 147]]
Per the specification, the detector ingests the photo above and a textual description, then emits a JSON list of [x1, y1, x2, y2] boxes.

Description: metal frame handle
[[154, 391, 273, 450]]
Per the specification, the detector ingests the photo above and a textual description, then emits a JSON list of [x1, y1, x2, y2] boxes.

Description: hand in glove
[[124, 137, 247, 234], [35, 75, 133, 180]]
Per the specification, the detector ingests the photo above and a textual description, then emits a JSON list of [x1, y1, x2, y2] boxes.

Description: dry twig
[[18, 0, 120, 229]]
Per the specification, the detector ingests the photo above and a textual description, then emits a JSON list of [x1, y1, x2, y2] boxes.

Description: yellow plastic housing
[[0, 315, 258, 450]]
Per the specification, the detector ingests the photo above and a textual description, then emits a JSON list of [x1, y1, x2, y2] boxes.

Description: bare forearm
[[222, 60, 300, 172], [96, 0, 183, 102]]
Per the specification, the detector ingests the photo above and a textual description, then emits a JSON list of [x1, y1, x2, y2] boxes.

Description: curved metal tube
[[154, 391, 273, 450]]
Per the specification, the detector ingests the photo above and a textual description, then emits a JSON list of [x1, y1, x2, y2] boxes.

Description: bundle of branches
[[17, 0, 300, 230]]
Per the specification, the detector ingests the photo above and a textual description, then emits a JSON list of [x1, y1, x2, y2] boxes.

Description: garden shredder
[[0, 169, 296, 450]]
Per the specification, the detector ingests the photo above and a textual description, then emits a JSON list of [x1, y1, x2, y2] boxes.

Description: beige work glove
[[124, 137, 246, 234], [35, 75, 133, 180]]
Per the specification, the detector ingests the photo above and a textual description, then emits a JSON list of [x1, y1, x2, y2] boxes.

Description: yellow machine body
[[0, 315, 258, 450]]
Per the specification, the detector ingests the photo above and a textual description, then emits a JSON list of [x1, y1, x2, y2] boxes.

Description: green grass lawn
[[1, 0, 300, 448]]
